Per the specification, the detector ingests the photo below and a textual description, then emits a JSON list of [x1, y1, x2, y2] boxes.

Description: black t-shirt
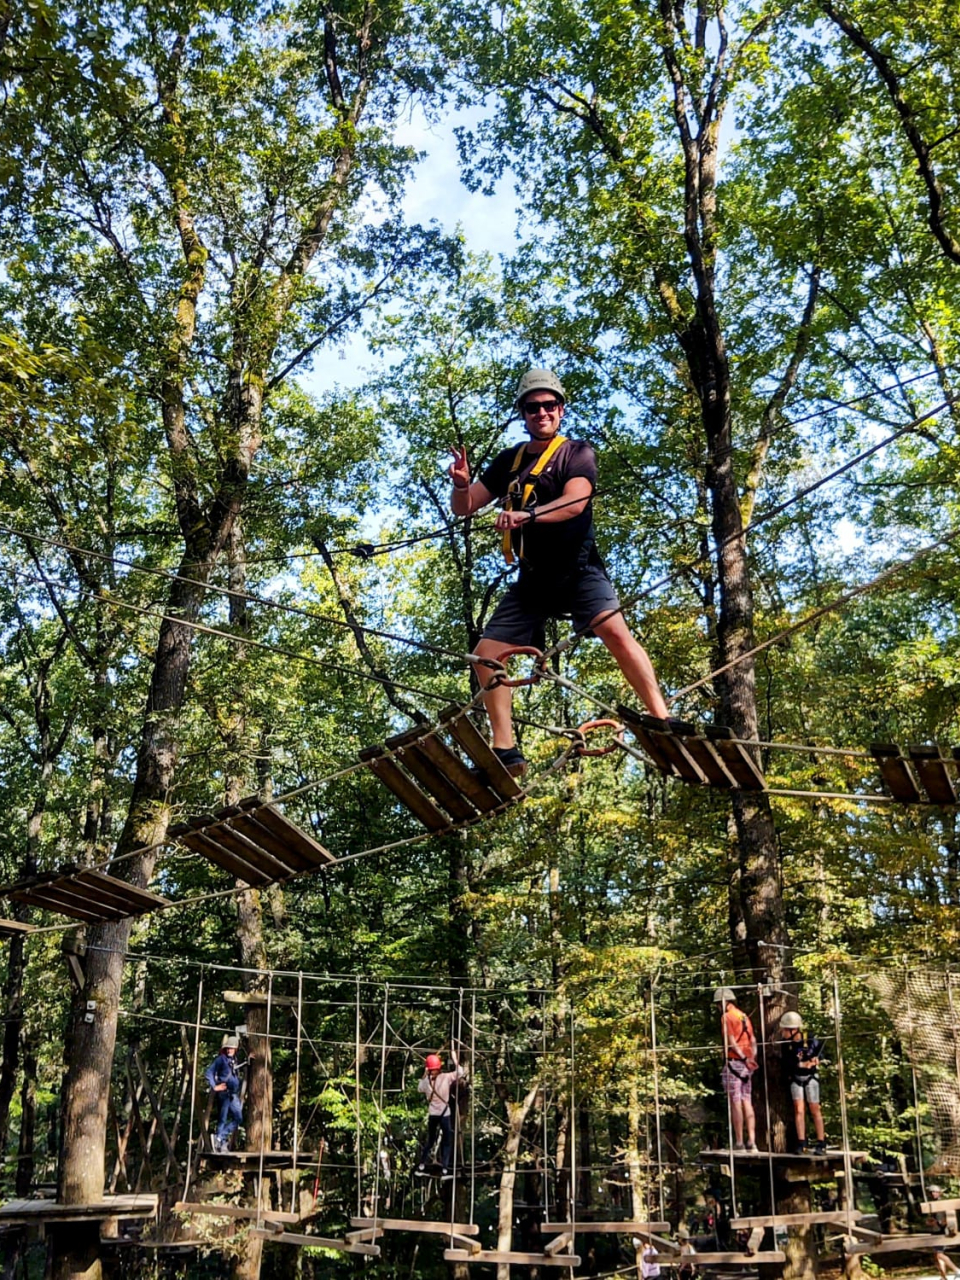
[[479, 438, 599, 577], [781, 1035, 823, 1083]]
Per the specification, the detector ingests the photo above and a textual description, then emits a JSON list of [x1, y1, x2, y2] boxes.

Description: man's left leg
[[590, 611, 670, 719]]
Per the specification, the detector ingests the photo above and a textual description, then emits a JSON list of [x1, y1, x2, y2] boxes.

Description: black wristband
[[526, 506, 537, 522]]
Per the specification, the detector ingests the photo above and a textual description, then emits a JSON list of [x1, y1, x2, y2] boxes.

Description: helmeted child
[[779, 1011, 827, 1155], [205, 1033, 243, 1153], [416, 1049, 464, 1176]]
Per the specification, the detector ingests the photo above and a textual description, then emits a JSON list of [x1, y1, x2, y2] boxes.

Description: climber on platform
[[449, 368, 670, 775]]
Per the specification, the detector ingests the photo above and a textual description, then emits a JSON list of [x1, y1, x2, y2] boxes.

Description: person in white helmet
[[205, 1034, 243, 1153], [449, 368, 670, 774], [780, 1011, 827, 1155]]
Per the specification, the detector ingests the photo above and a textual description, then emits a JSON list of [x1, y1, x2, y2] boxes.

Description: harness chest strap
[[501, 434, 567, 565]]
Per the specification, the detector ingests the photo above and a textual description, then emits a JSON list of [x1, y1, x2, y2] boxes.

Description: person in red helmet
[[449, 368, 670, 775], [416, 1048, 464, 1176]]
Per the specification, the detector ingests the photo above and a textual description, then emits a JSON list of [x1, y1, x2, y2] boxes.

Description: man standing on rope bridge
[[449, 368, 670, 774], [205, 1033, 243, 1153], [416, 1049, 464, 1178], [714, 988, 759, 1153], [780, 1011, 827, 1155]]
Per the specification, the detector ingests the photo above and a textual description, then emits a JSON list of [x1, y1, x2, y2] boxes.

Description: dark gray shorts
[[482, 566, 621, 649]]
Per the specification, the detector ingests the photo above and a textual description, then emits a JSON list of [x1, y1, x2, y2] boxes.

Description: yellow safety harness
[[501, 434, 567, 565]]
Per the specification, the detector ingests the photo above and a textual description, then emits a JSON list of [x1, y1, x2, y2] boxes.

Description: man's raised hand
[[448, 444, 470, 490]]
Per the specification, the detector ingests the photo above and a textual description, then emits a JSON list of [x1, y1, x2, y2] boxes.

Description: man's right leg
[[473, 637, 517, 749]]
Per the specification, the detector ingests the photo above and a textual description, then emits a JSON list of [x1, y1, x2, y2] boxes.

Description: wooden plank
[[631, 1232, 681, 1255], [236, 799, 334, 867], [636, 716, 709, 784], [251, 1227, 379, 1254], [416, 731, 503, 813], [845, 1233, 960, 1256], [618, 705, 678, 775], [544, 1233, 573, 1256], [0, 1196, 158, 1224], [871, 744, 922, 803], [542, 1223, 670, 1235], [682, 1253, 785, 1265], [197, 819, 294, 882], [908, 745, 957, 805], [450, 1233, 483, 1254], [385, 728, 478, 822], [216, 808, 308, 872], [74, 870, 169, 916], [175, 826, 273, 886], [845, 1225, 884, 1243], [350, 1217, 479, 1235], [0, 919, 35, 937], [174, 1201, 299, 1224], [10, 884, 105, 923], [445, 1250, 581, 1267], [222, 990, 300, 1008], [705, 727, 767, 790], [439, 706, 523, 801], [674, 729, 738, 788], [359, 746, 452, 832], [922, 1200, 960, 1214], [732, 1212, 862, 1228]]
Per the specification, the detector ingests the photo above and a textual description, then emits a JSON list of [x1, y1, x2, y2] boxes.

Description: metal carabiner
[[572, 719, 626, 757], [493, 645, 547, 688]]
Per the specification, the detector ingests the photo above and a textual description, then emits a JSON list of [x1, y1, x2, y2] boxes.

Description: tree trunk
[[496, 1084, 541, 1280]]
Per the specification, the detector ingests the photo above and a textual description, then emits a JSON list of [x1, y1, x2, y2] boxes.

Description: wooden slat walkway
[[359, 706, 524, 832], [169, 798, 333, 886], [0, 1195, 158, 1223], [3, 869, 169, 923]]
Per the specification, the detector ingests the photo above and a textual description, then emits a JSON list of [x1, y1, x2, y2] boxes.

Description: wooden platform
[[201, 1150, 315, 1168], [350, 1217, 479, 1235], [251, 1225, 379, 1254], [732, 1211, 864, 1229], [0, 919, 35, 937], [542, 1221, 670, 1234], [174, 1201, 299, 1224], [845, 1232, 960, 1256], [701, 1148, 865, 1164], [680, 1252, 786, 1266], [871, 743, 960, 805], [169, 797, 333, 886], [359, 706, 523, 833], [0, 1195, 158, 1224], [444, 1249, 581, 1267], [619, 708, 765, 791], [1, 868, 169, 923]]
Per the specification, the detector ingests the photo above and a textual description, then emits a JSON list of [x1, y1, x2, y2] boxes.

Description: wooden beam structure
[[350, 1217, 479, 1235], [444, 1249, 581, 1267], [732, 1211, 864, 1229], [358, 706, 524, 833], [542, 1222, 670, 1235], [2, 869, 169, 923], [251, 1226, 380, 1254], [174, 1201, 299, 1224], [0, 1195, 158, 1224], [169, 797, 333, 886], [845, 1233, 960, 1256]]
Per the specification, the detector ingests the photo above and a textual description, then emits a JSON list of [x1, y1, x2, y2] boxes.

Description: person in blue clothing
[[780, 1011, 827, 1154], [205, 1034, 243, 1153]]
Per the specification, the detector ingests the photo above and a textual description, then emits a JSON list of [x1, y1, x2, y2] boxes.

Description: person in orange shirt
[[714, 988, 759, 1153]]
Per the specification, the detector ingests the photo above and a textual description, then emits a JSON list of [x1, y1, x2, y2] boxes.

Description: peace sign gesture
[[448, 444, 471, 490]]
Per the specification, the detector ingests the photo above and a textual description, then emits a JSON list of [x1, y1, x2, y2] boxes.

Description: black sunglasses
[[522, 399, 562, 414]]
